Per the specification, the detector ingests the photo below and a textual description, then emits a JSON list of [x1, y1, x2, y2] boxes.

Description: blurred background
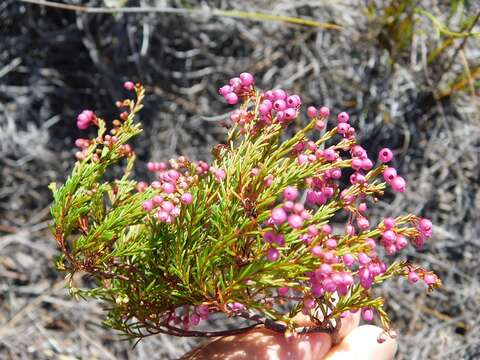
[[1, 0, 479, 359]]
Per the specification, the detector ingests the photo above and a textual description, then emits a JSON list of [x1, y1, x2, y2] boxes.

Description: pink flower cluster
[[263, 177, 435, 319], [310, 262, 355, 297], [258, 89, 302, 124], [268, 186, 312, 230], [307, 105, 330, 130], [218, 73, 255, 105], [141, 158, 194, 224], [141, 158, 227, 224], [168, 304, 210, 330], [216, 72, 437, 323], [194, 160, 210, 175], [229, 109, 254, 130], [414, 218, 433, 248], [74, 133, 126, 160], [305, 168, 339, 206], [165, 300, 247, 331], [377, 149, 406, 192], [76, 110, 97, 130], [380, 218, 408, 255], [74, 138, 91, 160]]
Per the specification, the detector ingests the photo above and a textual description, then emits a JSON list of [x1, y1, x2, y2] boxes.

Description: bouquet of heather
[[50, 73, 439, 344]]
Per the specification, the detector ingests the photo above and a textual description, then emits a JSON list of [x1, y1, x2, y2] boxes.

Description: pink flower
[[259, 100, 272, 115], [288, 214, 303, 229], [343, 254, 356, 267], [181, 192, 193, 205], [218, 85, 232, 96], [337, 122, 350, 135], [197, 304, 209, 319], [123, 81, 135, 91], [383, 167, 397, 182], [337, 112, 349, 123], [225, 93, 238, 105], [153, 195, 164, 205], [284, 108, 297, 121], [214, 169, 226, 181], [408, 272, 419, 283], [267, 248, 280, 262], [319, 106, 330, 118], [307, 225, 319, 236], [271, 207, 288, 225], [190, 314, 200, 326], [283, 186, 299, 201], [163, 182, 176, 194], [382, 230, 397, 246], [76, 110, 96, 130], [277, 287, 289, 297], [383, 217, 396, 229], [142, 200, 153, 212], [396, 236, 408, 249], [297, 154, 309, 165], [273, 99, 287, 111], [419, 218, 433, 233], [361, 307, 374, 321], [390, 176, 406, 192], [315, 120, 326, 130], [311, 245, 323, 258], [239, 72, 254, 86], [307, 106, 317, 118], [325, 238, 337, 249], [423, 274, 437, 286], [321, 224, 332, 234], [229, 302, 246, 312], [272, 89, 287, 100], [286, 95, 301, 108], [378, 148, 394, 163], [264, 175, 274, 187]]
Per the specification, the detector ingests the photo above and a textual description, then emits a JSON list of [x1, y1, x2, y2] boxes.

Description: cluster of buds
[[74, 138, 91, 160], [268, 186, 310, 231], [379, 149, 406, 193], [167, 304, 211, 330], [141, 159, 195, 224], [74, 81, 143, 161], [76, 110, 97, 130], [307, 105, 331, 130], [258, 89, 302, 123], [194, 160, 210, 175], [218, 72, 255, 105], [140, 156, 228, 224]]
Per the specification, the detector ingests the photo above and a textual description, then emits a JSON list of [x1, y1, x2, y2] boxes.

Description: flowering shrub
[[50, 73, 440, 343]]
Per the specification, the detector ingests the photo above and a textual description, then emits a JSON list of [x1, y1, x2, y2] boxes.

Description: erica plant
[[50, 73, 439, 343]]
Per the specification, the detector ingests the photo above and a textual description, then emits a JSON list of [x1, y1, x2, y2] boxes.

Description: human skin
[[183, 313, 397, 360]]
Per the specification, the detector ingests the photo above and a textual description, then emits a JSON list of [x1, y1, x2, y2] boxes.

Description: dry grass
[[1, 0, 479, 358]]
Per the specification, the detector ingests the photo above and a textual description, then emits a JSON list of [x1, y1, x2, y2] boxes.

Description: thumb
[[324, 325, 397, 360]]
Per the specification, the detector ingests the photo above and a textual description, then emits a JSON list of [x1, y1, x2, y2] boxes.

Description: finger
[[292, 311, 360, 340], [337, 311, 360, 340], [324, 325, 397, 360], [185, 311, 360, 359], [186, 327, 332, 360]]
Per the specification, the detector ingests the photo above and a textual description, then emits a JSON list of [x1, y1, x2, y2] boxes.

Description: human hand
[[183, 312, 397, 360]]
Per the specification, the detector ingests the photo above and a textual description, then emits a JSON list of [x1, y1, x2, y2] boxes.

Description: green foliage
[[50, 82, 439, 340], [370, 0, 479, 74]]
